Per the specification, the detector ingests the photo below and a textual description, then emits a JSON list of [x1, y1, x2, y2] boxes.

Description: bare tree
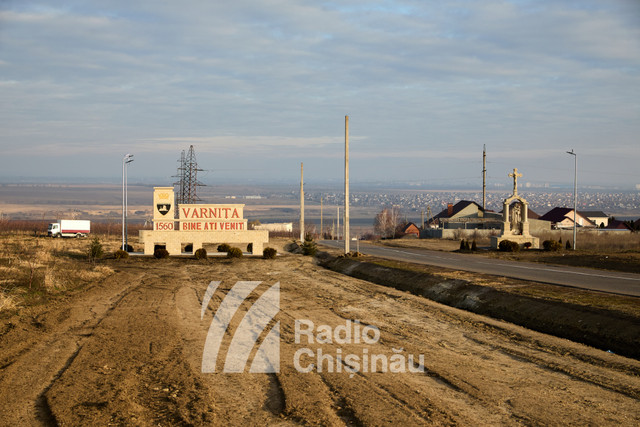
[[374, 207, 402, 238]]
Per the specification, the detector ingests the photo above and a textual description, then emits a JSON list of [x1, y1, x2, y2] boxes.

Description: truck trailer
[[47, 220, 91, 238]]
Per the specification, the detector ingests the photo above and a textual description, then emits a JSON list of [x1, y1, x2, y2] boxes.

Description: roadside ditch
[[316, 252, 640, 360]]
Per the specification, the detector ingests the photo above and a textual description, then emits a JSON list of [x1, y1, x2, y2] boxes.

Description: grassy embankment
[[0, 232, 123, 312]]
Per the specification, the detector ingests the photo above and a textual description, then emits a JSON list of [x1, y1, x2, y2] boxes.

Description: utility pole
[[337, 207, 340, 241], [121, 153, 134, 251], [125, 159, 129, 248], [344, 115, 350, 254], [567, 150, 577, 250], [421, 208, 425, 230], [320, 195, 323, 240], [300, 162, 304, 242], [482, 144, 487, 212]]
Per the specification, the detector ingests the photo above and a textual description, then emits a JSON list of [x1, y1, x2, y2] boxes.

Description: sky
[[1, 0, 639, 189]]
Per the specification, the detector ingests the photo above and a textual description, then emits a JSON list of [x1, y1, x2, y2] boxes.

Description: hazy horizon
[[0, 176, 638, 192]]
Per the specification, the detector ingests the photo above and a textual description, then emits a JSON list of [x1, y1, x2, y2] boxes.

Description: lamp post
[[566, 150, 577, 250], [122, 153, 134, 251]]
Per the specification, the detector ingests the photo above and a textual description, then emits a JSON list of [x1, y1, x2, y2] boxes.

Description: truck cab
[[48, 223, 61, 237]]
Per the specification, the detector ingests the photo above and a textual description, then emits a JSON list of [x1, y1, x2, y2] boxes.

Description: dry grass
[[0, 232, 118, 312], [535, 230, 640, 251], [0, 290, 18, 311], [376, 238, 461, 252]]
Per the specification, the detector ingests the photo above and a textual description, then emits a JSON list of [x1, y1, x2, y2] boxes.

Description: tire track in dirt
[[37, 273, 156, 425], [280, 256, 640, 425], [0, 270, 150, 426], [43, 266, 218, 425]]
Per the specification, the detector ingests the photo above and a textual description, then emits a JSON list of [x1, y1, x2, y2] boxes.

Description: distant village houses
[[421, 201, 633, 238], [426, 200, 549, 234], [539, 208, 594, 229], [580, 211, 609, 228], [399, 222, 420, 238], [427, 201, 501, 230]]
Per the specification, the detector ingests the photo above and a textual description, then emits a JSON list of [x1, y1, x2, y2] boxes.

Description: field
[[0, 183, 377, 236], [1, 234, 639, 425]]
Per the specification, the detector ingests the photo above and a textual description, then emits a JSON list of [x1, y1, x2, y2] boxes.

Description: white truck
[[47, 220, 91, 238]]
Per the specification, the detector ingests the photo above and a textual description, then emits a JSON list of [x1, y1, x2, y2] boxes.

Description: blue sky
[[1, 0, 639, 188]]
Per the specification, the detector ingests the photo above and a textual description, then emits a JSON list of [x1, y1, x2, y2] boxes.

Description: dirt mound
[[320, 255, 640, 359]]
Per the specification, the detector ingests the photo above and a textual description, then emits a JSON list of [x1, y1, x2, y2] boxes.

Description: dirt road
[[1, 254, 639, 425]]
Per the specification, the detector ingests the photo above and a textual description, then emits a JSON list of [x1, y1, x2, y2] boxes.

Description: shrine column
[[502, 201, 511, 235], [522, 202, 531, 236]]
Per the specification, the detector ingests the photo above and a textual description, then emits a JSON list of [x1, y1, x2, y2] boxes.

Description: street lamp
[[122, 153, 134, 251], [566, 149, 577, 250]]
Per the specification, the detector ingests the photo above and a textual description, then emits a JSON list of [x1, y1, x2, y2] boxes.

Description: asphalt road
[[319, 240, 640, 297]]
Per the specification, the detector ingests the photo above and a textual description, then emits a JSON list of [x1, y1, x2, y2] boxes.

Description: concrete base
[[491, 235, 540, 250], [140, 229, 269, 255]]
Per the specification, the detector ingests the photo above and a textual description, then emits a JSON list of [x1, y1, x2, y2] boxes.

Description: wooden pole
[[300, 162, 304, 242], [344, 115, 350, 254], [320, 195, 323, 240], [482, 145, 487, 212]]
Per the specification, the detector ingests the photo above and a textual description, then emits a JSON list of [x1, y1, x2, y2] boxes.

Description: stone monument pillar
[[490, 168, 539, 249]]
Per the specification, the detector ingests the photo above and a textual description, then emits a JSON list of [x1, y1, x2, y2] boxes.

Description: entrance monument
[[490, 169, 540, 249], [140, 187, 269, 255]]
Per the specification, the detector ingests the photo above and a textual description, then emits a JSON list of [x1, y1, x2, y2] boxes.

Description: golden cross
[[509, 168, 522, 196]]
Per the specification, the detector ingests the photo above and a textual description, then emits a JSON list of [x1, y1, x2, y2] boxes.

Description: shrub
[[154, 248, 170, 259], [566, 240, 572, 250], [114, 249, 129, 260], [122, 244, 133, 252], [247, 243, 253, 253], [471, 240, 477, 251], [498, 240, 520, 252], [226, 247, 243, 258], [523, 242, 532, 250], [263, 247, 277, 259], [218, 243, 232, 253], [459, 239, 465, 251], [543, 240, 562, 251], [345, 251, 363, 258], [301, 235, 317, 256], [194, 248, 207, 259], [88, 237, 104, 262], [464, 240, 471, 251]]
